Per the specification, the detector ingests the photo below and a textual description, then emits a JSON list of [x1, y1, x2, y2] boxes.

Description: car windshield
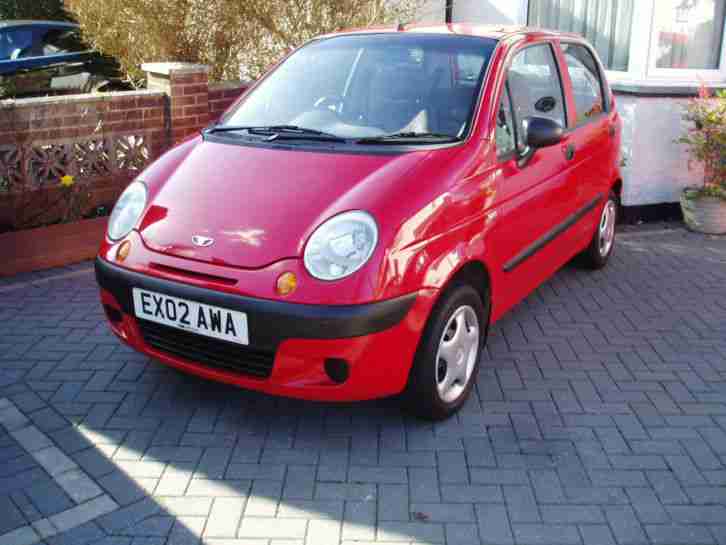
[[221, 33, 498, 141]]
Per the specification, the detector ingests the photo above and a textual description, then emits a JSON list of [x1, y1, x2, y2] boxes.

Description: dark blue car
[[0, 20, 125, 97]]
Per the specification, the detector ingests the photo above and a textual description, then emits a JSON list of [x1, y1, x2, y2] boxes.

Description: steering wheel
[[314, 95, 344, 114]]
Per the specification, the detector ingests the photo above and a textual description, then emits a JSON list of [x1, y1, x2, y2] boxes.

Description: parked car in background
[[0, 20, 126, 98], [96, 25, 622, 420]]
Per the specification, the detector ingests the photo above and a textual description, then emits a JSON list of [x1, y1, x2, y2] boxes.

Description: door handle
[[563, 144, 575, 161], [608, 124, 617, 137]]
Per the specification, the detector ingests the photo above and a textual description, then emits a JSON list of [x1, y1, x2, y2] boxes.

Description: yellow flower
[[59, 175, 75, 188]]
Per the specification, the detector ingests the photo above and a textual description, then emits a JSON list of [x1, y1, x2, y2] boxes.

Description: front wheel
[[403, 283, 488, 421], [580, 191, 618, 269]]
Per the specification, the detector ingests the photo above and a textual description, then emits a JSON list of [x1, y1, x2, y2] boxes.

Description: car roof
[[0, 20, 79, 30], [321, 23, 582, 42]]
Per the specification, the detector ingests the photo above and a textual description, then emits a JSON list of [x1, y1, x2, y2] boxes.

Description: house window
[[652, 0, 726, 70], [527, 0, 634, 72]]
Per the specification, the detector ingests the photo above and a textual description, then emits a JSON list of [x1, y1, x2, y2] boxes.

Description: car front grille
[[137, 319, 275, 379]]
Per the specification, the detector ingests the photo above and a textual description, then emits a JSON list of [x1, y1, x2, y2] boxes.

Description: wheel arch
[[437, 259, 492, 322]]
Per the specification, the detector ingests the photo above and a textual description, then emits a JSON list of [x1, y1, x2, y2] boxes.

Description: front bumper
[[96, 257, 436, 401]]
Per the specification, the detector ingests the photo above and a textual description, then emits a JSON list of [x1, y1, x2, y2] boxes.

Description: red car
[[96, 25, 621, 420]]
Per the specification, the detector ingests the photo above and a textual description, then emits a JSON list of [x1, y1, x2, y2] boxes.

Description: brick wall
[[0, 63, 249, 231], [209, 82, 248, 121]]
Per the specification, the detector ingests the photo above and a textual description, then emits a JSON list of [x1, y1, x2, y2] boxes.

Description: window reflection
[[655, 0, 726, 69]]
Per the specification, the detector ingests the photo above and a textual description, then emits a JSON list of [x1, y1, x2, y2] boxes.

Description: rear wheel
[[403, 283, 488, 421], [580, 191, 618, 269]]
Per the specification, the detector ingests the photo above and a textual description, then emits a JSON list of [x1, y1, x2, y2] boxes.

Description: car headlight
[[107, 181, 147, 241], [304, 211, 378, 281]]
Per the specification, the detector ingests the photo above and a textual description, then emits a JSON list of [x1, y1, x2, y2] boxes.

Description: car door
[[555, 41, 614, 245], [486, 42, 574, 316]]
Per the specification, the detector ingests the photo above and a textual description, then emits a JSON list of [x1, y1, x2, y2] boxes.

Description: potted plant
[[678, 86, 726, 235], [0, 174, 110, 277]]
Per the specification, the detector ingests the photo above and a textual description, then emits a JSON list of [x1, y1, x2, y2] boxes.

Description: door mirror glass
[[525, 116, 564, 149]]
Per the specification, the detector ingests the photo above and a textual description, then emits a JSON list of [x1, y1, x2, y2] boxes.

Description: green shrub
[[0, 0, 72, 20], [67, 0, 422, 86], [678, 86, 726, 200]]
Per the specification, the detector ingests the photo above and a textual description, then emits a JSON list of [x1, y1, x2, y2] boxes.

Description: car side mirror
[[526, 116, 564, 149], [517, 117, 564, 167]]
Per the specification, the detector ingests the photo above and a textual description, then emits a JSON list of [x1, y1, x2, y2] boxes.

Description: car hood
[[138, 139, 427, 269]]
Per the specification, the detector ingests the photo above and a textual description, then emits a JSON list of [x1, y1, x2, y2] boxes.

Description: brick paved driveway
[[1, 226, 725, 545]]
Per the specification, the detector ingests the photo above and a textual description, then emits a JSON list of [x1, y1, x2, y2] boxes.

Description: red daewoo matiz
[[96, 25, 621, 419]]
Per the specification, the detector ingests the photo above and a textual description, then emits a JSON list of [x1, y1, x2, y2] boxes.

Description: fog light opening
[[104, 305, 123, 324], [324, 358, 350, 384]]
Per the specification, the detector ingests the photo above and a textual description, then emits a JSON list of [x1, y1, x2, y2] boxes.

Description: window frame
[[495, 80, 519, 161], [509, 41, 570, 145], [643, 0, 726, 82], [559, 41, 609, 128], [525, 0, 726, 85]]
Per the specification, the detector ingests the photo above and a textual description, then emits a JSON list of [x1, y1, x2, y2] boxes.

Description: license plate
[[132, 288, 249, 345]]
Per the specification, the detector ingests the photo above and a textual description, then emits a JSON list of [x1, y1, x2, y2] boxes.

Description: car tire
[[403, 283, 488, 421], [580, 191, 618, 270]]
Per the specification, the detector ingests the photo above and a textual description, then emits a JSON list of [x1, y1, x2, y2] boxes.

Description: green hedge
[[0, 0, 72, 20]]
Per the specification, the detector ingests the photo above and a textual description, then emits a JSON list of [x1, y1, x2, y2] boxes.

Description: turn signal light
[[117, 240, 131, 262], [276, 272, 297, 296]]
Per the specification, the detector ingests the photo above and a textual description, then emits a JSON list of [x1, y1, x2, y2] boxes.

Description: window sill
[[609, 78, 726, 97]]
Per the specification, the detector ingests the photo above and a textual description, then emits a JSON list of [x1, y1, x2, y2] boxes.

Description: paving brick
[[410, 502, 475, 522], [377, 521, 445, 543], [446, 522, 480, 545], [441, 484, 502, 503], [377, 484, 409, 521], [307, 519, 341, 545], [348, 466, 407, 484], [579, 524, 617, 545], [54, 469, 105, 503], [512, 523, 580, 545], [647, 471, 690, 504], [476, 504, 513, 545], [342, 501, 376, 541], [604, 505, 648, 545], [0, 526, 40, 545], [10, 425, 53, 452], [45, 520, 105, 545], [0, 404, 30, 432], [244, 480, 281, 516], [503, 485, 540, 523], [645, 524, 715, 545], [237, 518, 307, 539], [470, 468, 529, 485], [625, 487, 669, 524], [23, 478, 75, 517], [52, 494, 119, 533], [408, 467, 440, 502], [2, 231, 726, 544], [530, 469, 565, 503], [0, 496, 27, 534], [204, 497, 245, 538], [540, 504, 605, 524], [315, 483, 376, 501]]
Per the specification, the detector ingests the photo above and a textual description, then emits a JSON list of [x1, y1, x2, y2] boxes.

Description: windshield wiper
[[356, 132, 461, 144], [205, 124, 346, 142]]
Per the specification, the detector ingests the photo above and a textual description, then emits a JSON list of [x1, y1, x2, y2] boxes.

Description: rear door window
[[507, 44, 567, 150], [560, 43, 605, 127], [0, 28, 35, 60], [40, 28, 87, 56]]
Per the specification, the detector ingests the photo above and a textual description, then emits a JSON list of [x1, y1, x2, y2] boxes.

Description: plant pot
[[680, 188, 726, 235], [0, 217, 107, 277]]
